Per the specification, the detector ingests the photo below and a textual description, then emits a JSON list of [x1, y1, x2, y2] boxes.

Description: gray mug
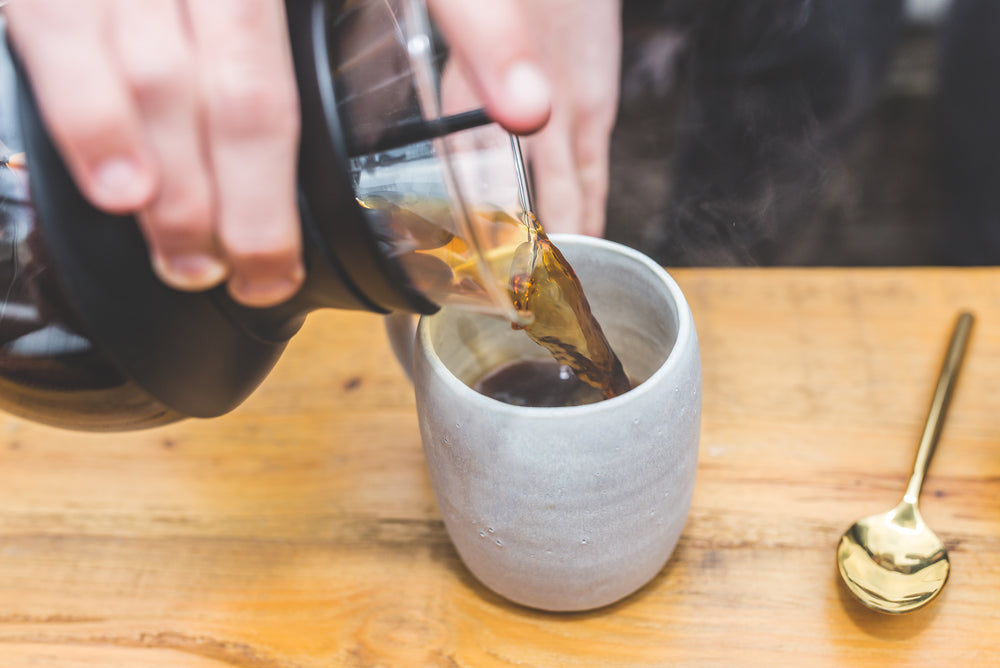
[[394, 234, 701, 611]]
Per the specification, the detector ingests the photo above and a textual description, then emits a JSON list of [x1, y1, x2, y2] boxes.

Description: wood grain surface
[[1, 268, 998, 667]]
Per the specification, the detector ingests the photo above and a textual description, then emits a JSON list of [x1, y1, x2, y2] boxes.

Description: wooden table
[[1, 268, 999, 667]]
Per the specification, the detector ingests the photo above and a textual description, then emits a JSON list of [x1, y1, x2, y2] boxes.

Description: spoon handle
[[904, 311, 974, 503]]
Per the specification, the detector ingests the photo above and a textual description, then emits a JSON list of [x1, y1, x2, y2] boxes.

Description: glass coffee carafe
[[0, 0, 534, 431]]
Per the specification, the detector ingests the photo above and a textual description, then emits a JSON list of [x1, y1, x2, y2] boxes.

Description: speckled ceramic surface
[[412, 235, 701, 612]]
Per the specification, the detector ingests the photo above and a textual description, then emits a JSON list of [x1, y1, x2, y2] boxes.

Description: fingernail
[[503, 61, 551, 118], [228, 267, 304, 308], [153, 253, 229, 291], [93, 156, 150, 206]]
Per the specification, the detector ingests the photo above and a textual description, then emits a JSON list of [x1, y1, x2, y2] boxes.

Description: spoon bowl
[[836, 311, 972, 614], [837, 501, 950, 613]]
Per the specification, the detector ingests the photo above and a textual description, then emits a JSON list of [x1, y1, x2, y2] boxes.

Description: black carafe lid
[[9, 0, 470, 420]]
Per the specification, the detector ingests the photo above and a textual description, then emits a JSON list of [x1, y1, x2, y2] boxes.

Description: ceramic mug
[[393, 234, 701, 611]]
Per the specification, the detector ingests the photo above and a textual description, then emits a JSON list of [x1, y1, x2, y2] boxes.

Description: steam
[[610, 0, 906, 267]]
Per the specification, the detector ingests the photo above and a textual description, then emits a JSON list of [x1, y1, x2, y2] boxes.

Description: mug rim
[[416, 234, 696, 415]]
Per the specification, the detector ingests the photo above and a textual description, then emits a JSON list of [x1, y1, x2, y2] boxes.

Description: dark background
[[605, 7, 945, 266]]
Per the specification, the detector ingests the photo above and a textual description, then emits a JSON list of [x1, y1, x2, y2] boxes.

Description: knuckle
[[147, 199, 214, 247], [572, 121, 612, 169], [572, 81, 618, 127], [221, 232, 299, 269], [49, 104, 131, 155], [5, 0, 89, 29], [576, 162, 609, 197], [124, 52, 195, 109], [574, 141, 603, 169], [577, 100, 616, 135], [206, 66, 299, 137], [574, 139, 609, 174]]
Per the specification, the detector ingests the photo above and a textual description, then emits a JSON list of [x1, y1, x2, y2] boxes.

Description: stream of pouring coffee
[[507, 213, 631, 399], [505, 137, 631, 400]]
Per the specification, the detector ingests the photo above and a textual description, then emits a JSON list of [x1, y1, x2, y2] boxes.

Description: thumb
[[427, 0, 551, 134]]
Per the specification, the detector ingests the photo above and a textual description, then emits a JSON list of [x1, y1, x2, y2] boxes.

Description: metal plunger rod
[[509, 134, 535, 217], [350, 108, 491, 156]]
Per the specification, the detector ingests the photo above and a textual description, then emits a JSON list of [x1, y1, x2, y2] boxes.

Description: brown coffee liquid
[[362, 195, 631, 404], [507, 214, 630, 400], [473, 358, 608, 407]]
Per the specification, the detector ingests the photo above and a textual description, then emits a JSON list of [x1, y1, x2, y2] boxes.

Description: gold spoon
[[837, 311, 974, 614]]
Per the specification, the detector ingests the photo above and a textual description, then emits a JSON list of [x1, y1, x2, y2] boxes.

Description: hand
[[429, 0, 622, 236], [5, 0, 303, 307]]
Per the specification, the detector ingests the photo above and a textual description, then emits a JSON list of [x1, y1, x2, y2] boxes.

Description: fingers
[[186, 0, 303, 307], [572, 140, 612, 238], [526, 113, 583, 235], [109, 0, 224, 290], [527, 114, 612, 237], [565, 67, 618, 238], [9, 0, 303, 308], [527, 0, 621, 237], [432, 0, 619, 237], [5, 0, 158, 213], [525, 89, 615, 237], [427, 0, 551, 134], [556, 0, 619, 237]]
